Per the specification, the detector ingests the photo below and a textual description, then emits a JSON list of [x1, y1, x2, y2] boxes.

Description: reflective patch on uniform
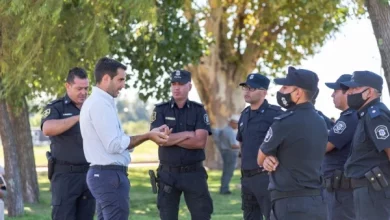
[[264, 127, 273, 143], [204, 114, 210, 125], [333, 121, 347, 134], [42, 109, 51, 118], [375, 125, 389, 140], [151, 111, 156, 123], [165, 117, 175, 121]]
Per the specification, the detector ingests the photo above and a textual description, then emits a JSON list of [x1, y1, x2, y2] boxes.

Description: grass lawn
[[5, 168, 243, 220], [0, 141, 159, 167]]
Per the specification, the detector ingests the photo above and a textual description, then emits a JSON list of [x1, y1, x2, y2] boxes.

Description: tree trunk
[[187, 57, 246, 169], [0, 99, 24, 216], [7, 98, 39, 203], [366, 0, 390, 95]]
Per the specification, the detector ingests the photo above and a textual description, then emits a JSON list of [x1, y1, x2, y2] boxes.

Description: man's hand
[[148, 130, 170, 146], [263, 156, 279, 172], [152, 124, 170, 133]]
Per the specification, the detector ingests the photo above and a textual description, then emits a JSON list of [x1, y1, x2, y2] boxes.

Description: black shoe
[[220, 191, 232, 195]]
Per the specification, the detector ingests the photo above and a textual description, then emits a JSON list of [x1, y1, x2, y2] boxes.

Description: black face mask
[[347, 89, 369, 110], [277, 91, 296, 109]]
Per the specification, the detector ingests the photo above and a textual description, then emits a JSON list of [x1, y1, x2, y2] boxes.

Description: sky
[[120, 16, 390, 120]]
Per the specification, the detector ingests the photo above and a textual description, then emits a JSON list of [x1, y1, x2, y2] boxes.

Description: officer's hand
[[152, 125, 169, 133], [263, 156, 279, 172], [148, 131, 169, 145]]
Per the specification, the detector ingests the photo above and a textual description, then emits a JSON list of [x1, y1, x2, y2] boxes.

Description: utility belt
[[271, 188, 321, 202], [46, 151, 89, 181], [325, 170, 352, 191], [350, 166, 389, 191], [158, 162, 203, 173], [90, 165, 128, 174], [241, 167, 267, 178]]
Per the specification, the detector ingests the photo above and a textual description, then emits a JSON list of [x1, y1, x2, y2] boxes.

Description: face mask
[[277, 91, 296, 109], [347, 89, 369, 110]]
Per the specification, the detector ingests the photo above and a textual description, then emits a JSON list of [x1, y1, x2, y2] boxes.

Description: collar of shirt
[[289, 101, 314, 111], [63, 93, 72, 105], [92, 86, 115, 105], [170, 97, 190, 109], [244, 99, 269, 114], [341, 108, 354, 116], [357, 98, 381, 118]]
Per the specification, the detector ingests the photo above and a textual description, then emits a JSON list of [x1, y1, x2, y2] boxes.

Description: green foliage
[[122, 120, 150, 135], [111, 0, 207, 101]]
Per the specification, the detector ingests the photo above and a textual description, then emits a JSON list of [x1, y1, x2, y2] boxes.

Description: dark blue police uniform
[[323, 74, 357, 220], [260, 67, 328, 220], [342, 71, 390, 220], [41, 95, 95, 220], [237, 73, 283, 220], [150, 70, 213, 220], [312, 89, 335, 130]]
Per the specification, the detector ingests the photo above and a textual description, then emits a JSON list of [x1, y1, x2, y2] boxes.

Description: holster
[[46, 151, 55, 181], [148, 170, 158, 194], [332, 170, 342, 190], [372, 166, 389, 188]]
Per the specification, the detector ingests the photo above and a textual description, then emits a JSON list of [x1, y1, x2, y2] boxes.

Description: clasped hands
[[262, 155, 279, 172]]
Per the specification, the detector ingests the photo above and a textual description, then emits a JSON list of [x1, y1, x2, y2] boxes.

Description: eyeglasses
[[241, 86, 265, 92]]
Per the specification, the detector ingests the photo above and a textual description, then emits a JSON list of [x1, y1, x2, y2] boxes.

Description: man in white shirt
[[80, 57, 169, 220]]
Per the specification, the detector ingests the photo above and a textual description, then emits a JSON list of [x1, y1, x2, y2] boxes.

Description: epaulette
[[268, 104, 282, 111], [368, 105, 381, 118], [241, 106, 250, 113], [342, 110, 354, 116], [47, 98, 63, 106], [154, 101, 169, 107], [190, 101, 204, 107], [274, 111, 294, 120]]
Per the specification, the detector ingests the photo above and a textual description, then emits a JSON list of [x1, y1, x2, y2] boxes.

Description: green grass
[[0, 141, 159, 167], [5, 168, 243, 220]]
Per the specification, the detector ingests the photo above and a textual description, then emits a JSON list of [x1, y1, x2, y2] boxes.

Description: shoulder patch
[[274, 111, 294, 120], [42, 108, 51, 118], [155, 101, 169, 107], [333, 121, 347, 134], [375, 125, 389, 140], [368, 106, 381, 119], [268, 104, 282, 111]]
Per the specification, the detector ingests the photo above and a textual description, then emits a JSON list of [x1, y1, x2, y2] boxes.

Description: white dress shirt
[[80, 86, 132, 166]]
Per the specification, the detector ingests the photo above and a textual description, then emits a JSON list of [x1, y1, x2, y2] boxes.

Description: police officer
[[41, 67, 95, 220], [312, 88, 335, 130], [150, 70, 213, 220], [258, 66, 328, 220], [341, 71, 390, 220], [237, 73, 283, 220], [323, 74, 358, 220]]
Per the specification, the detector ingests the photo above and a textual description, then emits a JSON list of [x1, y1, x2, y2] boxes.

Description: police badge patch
[[333, 121, 347, 134], [204, 114, 210, 125], [375, 125, 389, 140], [42, 109, 51, 118], [264, 127, 273, 143], [151, 111, 156, 123]]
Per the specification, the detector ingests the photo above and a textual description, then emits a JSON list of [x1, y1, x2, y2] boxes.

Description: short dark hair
[[94, 57, 127, 84], [305, 89, 317, 103], [66, 67, 87, 84]]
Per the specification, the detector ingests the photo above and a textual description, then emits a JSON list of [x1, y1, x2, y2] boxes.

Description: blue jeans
[[220, 149, 238, 193], [86, 167, 130, 220]]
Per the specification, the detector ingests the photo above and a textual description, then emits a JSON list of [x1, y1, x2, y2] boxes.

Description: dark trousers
[[271, 196, 327, 220], [220, 149, 238, 193], [353, 186, 390, 220], [241, 172, 271, 220], [323, 188, 355, 220], [51, 172, 95, 220], [157, 167, 213, 220], [86, 167, 130, 220]]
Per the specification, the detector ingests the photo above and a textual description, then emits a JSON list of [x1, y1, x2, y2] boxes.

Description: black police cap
[[340, 71, 383, 92], [171, 70, 191, 83], [274, 66, 319, 91], [239, 73, 270, 89], [325, 74, 352, 90]]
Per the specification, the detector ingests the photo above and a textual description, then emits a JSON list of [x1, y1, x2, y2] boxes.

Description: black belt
[[54, 164, 89, 173], [241, 167, 267, 178], [351, 178, 372, 189], [158, 162, 203, 173], [270, 189, 321, 202], [90, 165, 128, 173]]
